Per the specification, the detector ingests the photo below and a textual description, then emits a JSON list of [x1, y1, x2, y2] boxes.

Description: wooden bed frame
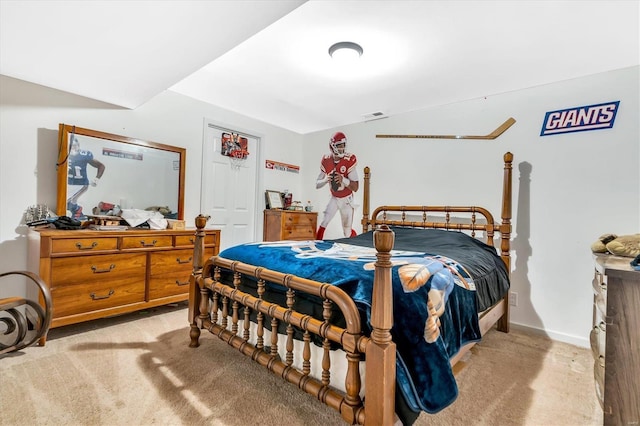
[[188, 152, 513, 425]]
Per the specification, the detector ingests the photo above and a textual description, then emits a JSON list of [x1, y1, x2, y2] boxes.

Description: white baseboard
[[509, 322, 590, 349]]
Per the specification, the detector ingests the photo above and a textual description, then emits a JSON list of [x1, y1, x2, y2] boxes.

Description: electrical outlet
[[509, 291, 518, 307]]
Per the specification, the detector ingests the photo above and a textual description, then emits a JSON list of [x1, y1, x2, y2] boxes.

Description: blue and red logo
[[540, 101, 619, 136]]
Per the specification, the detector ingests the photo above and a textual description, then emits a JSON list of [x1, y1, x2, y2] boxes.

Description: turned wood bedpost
[[365, 225, 396, 425], [498, 152, 513, 332], [189, 214, 209, 348], [361, 166, 371, 233]]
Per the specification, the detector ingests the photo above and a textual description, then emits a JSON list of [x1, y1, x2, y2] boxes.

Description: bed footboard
[[189, 218, 398, 425]]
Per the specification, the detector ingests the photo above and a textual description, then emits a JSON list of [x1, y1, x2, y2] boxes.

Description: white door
[[201, 121, 259, 251]]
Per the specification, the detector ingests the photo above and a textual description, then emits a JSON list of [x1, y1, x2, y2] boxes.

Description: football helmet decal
[[329, 131, 347, 158]]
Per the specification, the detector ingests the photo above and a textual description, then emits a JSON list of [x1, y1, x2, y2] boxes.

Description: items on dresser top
[[28, 228, 220, 344], [590, 254, 639, 426]]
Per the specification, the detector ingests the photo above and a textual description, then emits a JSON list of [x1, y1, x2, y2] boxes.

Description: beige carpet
[[0, 303, 602, 425]]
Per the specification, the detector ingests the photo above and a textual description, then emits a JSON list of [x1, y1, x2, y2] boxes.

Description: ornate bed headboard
[[360, 152, 513, 272]]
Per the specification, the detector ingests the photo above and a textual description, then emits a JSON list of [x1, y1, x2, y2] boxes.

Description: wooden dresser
[[591, 254, 640, 425], [263, 209, 317, 241], [28, 228, 220, 342]]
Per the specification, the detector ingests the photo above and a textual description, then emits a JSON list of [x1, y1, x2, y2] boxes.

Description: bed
[[188, 152, 513, 425]]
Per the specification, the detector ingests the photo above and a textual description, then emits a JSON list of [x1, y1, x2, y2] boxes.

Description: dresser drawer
[[593, 360, 605, 409], [175, 235, 197, 246], [592, 269, 607, 295], [150, 249, 194, 273], [148, 271, 191, 299], [284, 212, 316, 226], [148, 247, 216, 274], [263, 210, 317, 242], [51, 237, 119, 254], [594, 289, 607, 318], [148, 248, 216, 298], [282, 226, 316, 240], [590, 321, 606, 360], [175, 233, 218, 247], [50, 253, 146, 317], [121, 235, 173, 249]]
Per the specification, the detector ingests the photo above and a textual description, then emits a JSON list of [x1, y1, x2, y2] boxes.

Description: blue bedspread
[[218, 228, 509, 413]]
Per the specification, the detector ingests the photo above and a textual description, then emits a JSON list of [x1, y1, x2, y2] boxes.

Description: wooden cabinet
[[28, 228, 220, 341], [263, 209, 318, 241], [591, 254, 640, 425]]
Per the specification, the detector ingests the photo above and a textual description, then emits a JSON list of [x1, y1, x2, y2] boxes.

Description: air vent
[[362, 111, 387, 122]]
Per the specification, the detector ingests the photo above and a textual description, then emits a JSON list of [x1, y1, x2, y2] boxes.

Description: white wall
[[0, 75, 303, 295], [2, 66, 638, 348], [301, 66, 639, 347]]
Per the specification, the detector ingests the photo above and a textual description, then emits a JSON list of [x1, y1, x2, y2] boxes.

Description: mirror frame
[[56, 124, 186, 220]]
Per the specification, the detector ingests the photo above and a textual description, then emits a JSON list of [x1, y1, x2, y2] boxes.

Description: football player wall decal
[[66, 137, 106, 219], [315, 131, 359, 239]]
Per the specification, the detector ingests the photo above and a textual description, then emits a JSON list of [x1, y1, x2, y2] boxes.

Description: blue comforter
[[217, 227, 509, 414]]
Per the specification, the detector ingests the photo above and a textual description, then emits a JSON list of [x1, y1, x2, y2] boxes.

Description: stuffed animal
[[591, 233, 640, 258]]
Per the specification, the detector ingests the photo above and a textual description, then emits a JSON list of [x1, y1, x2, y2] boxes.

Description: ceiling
[[1, 1, 638, 135]]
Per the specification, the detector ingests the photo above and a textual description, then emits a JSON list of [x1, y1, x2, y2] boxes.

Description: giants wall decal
[[540, 101, 620, 136]]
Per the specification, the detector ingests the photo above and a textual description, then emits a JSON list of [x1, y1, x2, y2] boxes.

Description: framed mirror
[[56, 124, 185, 220]]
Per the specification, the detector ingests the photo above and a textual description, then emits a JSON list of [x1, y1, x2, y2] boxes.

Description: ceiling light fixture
[[328, 41, 363, 61]]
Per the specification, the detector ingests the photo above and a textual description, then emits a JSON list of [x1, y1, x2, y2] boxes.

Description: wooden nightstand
[[263, 209, 318, 241]]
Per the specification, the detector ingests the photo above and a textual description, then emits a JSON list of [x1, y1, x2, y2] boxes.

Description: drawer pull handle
[[91, 264, 116, 273], [90, 289, 115, 300], [140, 239, 157, 247], [175, 280, 189, 286], [189, 238, 195, 244], [76, 242, 98, 250], [176, 257, 193, 264]]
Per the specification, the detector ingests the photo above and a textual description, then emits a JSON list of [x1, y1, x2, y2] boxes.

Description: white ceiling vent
[[362, 111, 387, 122]]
